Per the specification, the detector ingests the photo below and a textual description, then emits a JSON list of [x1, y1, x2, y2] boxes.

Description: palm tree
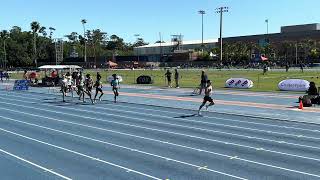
[[39, 26, 47, 37], [31, 21, 40, 67], [65, 32, 79, 58], [49, 27, 56, 39], [91, 29, 107, 67], [0, 30, 9, 69]]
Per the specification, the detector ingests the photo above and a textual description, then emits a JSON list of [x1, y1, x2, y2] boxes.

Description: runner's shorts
[[203, 96, 214, 103]]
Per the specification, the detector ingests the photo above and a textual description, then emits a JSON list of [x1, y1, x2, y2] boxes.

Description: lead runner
[[198, 80, 215, 116]]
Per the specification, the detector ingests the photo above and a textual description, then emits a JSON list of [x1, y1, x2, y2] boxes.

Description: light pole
[[265, 19, 269, 34], [81, 19, 87, 67], [3, 39, 6, 69], [295, 42, 298, 65], [216, 6, 229, 65], [198, 10, 206, 51], [134, 34, 140, 62], [159, 32, 163, 61]]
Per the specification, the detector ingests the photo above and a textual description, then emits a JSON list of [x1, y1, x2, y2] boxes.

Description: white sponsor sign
[[107, 75, 123, 83], [225, 78, 254, 89], [278, 79, 309, 91]]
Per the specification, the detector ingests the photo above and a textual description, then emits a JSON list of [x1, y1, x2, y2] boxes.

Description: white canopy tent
[[38, 65, 82, 70]]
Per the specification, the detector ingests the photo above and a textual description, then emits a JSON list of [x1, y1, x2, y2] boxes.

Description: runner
[[65, 72, 73, 95], [76, 72, 85, 102], [93, 74, 104, 102], [111, 74, 120, 103], [61, 74, 68, 102], [84, 73, 94, 104], [198, 80, 215, 116]]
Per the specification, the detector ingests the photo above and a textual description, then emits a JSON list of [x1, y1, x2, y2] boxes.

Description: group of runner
[[61, 72, 120, 104], [60, 69, 214, 116]]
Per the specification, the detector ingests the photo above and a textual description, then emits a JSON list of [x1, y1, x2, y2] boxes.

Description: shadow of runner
[[174, 114, 198, 118]]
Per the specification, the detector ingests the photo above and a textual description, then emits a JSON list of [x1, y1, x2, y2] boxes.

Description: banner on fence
[[13, 80, 30, 90], [137, 75, 153, 84]]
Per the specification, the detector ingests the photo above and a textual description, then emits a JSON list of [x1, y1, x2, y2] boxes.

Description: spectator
[[307, 82, 318, 96], [300, 62, 304, 73], [263, 64, 268, 75], [199, 70, 208, 95], [4, 71, 9, 81], [23, 70, 28, 80], [96, 72, 102, 81], [174, 69, 180, 88], [299, 82, 319, 105], [0, 71, 3, 82], [285, 63, 290, 72]]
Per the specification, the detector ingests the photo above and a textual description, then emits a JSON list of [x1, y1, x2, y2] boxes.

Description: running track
[[0, 89, 320, 179]]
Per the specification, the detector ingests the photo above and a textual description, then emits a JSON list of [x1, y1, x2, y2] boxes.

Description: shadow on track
[[173, 114, 198, 119]]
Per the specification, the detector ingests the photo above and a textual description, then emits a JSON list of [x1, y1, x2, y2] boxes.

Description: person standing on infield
[[111, 74, 120, 103], [165, 69, 172, 88], [198, 80, 215, 116], [174, 69, 180, 88], [199, 70, 208, 95]]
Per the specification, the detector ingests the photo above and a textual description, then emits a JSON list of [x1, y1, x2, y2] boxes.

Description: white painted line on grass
[[0, 148, 72, 180]]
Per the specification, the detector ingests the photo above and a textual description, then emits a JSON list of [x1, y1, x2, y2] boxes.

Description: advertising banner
[[278, 79, 309, 91], [225, 78, 254, 89]]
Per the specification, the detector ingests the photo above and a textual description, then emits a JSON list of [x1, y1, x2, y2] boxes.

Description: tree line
[[0, 21, 149, 68], [198, 39, 320, 66]]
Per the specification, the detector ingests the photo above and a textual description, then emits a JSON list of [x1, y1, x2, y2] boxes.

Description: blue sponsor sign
[[13, 80, 30, 91]]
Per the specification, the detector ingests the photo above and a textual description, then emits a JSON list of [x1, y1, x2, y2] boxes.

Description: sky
[[1, 0, 319, 44]]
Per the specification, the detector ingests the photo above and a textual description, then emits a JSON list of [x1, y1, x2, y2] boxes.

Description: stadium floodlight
[[198, 10, 206, 50], [215, 6, 229, 65], [134, 34, 141, 62], [81, 19, 87, 67]]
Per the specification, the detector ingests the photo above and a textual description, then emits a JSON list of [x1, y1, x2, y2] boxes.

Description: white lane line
[[1, 95, 320, 143], [0, 102, 320, 163], [1, 113, 320, 179], [1, 95, 319, 141], [7, 91, 320, 134], [3, 93, 320, 151], [0, 148, 72, 180], [2, 108, 320, 179], [105, 103, 320, 133], [0, 128, 163, 180], [0, 123, 247, 180]]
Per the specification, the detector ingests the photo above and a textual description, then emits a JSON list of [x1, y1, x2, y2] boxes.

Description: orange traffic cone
[[299, 100, 304, 110]]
